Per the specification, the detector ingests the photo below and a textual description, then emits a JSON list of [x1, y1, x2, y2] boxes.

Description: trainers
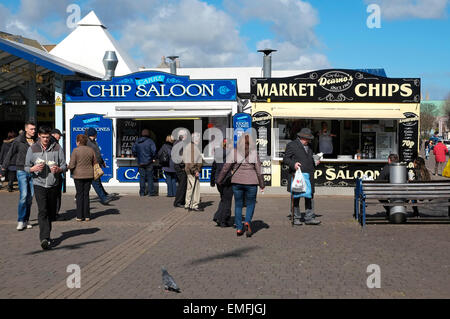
[[100, 197, 112, 205], [16, 222, 25, 231], [305, 219, 321, 225], [293, 219, 303, 226], [40, 239, 51, 250], [23, 221, 33, 229]]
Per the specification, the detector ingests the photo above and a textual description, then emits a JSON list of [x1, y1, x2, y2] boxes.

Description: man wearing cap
[[283, 128, 321, 225], [85, 127, 113, 205]]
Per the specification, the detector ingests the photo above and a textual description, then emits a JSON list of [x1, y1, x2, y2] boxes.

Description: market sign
[[251, 69, 420, 103], [66, 71, 237, 102]]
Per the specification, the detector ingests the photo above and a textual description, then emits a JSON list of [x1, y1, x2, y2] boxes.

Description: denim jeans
[[92, 178, 108, 202], [232, 184, 258, 231], [139, 164, 155, 196], [165, 171, 177, 197], [16, 170, 34, 222]]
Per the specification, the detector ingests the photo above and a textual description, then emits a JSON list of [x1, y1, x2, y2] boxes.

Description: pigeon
[[161, 267, 181, 293]]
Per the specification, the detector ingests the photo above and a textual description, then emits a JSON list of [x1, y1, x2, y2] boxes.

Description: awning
[[262, 102, 418, 120], [103, 102, 234, 119]]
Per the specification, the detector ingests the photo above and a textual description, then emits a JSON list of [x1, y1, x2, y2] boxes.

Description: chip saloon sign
[[251, 69, 420, 103], [66, 71, 237, 102]]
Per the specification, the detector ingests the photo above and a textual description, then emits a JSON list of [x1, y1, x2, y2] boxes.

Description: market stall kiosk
[[250, 69, 420, 187], [64, 71, 237, 188]]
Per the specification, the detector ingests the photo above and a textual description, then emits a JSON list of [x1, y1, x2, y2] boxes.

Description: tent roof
[[50, 11, 138, 77]]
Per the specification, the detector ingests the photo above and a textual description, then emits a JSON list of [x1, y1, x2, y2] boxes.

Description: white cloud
[[224, 0, 330, 69], [119, 0, 249, 67], [365, 0, 449, 20]]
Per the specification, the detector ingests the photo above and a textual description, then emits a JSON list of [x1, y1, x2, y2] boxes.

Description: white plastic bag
[[291, 167, 307, 193]]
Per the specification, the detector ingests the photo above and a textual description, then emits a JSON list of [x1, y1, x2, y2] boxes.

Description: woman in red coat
[[432, 140, 449, 175]]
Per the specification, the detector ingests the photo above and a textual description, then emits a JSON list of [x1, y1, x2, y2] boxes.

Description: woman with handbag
[[68, 134, 97, 221], [217, 134, 264, 237]]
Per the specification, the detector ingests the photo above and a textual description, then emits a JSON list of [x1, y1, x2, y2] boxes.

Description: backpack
[[158, 146, 170, 166]]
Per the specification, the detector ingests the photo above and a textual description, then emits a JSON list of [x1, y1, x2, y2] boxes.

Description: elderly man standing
[[184, 132, 203, 211], [283, 128, 321, 226]]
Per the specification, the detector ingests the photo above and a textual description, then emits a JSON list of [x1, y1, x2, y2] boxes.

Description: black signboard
[[251, 69, 420, 103], [281, 161, 386, 187], [252, 111, 272, 186], [118, 120, 139, 157], [399, 112, 419, 172]]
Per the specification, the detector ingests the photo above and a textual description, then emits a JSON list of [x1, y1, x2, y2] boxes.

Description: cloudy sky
[[0, 0, 449, 99]]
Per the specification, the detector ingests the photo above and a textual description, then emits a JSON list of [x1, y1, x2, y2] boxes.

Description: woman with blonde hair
[[217, 133, 264, 237], [158, 135, 177, 197], [68, 134, 97, 221]]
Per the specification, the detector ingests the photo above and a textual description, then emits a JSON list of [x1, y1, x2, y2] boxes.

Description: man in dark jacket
[[86, 127, 113, 205], [0, 131, 18, 192], [283, 128, 320, 225], [172, 130, 188, 207], [3, 120, 37, 230], [132, 129, 157, 197]]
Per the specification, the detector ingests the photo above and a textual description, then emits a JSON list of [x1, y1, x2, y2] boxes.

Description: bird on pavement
[[161, 267, 181, 293]]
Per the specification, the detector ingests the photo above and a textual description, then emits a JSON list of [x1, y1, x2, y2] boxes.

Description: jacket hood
[[3, 138, 15, 143], [137, 136, 150, 143]]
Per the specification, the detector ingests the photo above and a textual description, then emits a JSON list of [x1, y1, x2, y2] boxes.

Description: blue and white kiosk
[[64, 71, 238, 189]]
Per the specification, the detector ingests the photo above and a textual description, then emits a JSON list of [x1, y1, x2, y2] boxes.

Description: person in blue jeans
[[158, 135, 177, 197], [2, 120, 37, 230], [132, 129, 157, 197], [217, 134, 265, 237]]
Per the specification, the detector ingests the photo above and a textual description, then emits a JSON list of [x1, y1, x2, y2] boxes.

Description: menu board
[[252, 111, 272, 186], [119, 120, 139, 157], [399, 112, 419, 173], [70, 114, 113, 182]]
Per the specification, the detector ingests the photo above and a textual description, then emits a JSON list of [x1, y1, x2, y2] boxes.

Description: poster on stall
[[233, 112, 252, 148], [252, 111, 272, 186], [70, 114, 113, 182], [399, 112, 419, 173]]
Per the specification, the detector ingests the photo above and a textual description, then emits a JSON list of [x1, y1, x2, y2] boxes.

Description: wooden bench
[[354, 179, 450, 227]]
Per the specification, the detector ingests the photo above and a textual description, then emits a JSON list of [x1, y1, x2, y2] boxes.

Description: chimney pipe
[[167, 56, 179, 75], [103, 51, 118, 80], [258, 48, 277, 78]]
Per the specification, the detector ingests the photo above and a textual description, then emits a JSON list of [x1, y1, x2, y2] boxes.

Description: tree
[[444, 93, 450, 128], [420, 102, 437, 139]]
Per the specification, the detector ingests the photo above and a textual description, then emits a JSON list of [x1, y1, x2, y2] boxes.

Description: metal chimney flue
[[103, 51, 118, 81], [258, 48, 277, 78], [167, 56, 179, 75]]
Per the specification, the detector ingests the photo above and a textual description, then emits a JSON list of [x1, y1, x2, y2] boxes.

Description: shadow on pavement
[[250, 220, 270, 235], [186, 246, 261, 266], [51, 227, 101, 248], [199, 201, 215, 209], [91, 208, 120, 220], [25, 239, 107, 255]]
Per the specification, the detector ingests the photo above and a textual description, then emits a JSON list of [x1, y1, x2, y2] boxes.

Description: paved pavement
[[0, 185, 448, 299]]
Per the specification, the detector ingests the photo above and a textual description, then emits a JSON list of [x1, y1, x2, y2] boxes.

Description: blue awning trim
[[0, 38, 76, 76]]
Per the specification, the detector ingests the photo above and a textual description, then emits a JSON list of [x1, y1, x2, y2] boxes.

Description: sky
[[0, 0, 449, 99]]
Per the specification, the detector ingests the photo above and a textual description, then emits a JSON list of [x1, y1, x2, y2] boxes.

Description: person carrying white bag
[[283, 128, 321, 226]]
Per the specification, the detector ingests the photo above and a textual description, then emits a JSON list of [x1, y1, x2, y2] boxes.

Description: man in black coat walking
[[283, 128, 321, 225]]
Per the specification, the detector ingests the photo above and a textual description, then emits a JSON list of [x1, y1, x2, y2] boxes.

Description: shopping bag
[[291, 167, 306, 193], [442, 159, 450, 178], [292, 173, 312, 199]]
